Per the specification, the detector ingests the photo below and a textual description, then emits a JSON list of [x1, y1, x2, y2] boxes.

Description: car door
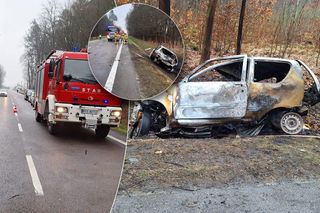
[[174, 55, 248, 119]]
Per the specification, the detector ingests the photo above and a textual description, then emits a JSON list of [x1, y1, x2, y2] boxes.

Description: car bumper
[[52, 103, 122, 128]]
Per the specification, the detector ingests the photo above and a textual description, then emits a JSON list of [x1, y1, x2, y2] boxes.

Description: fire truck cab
[[34, 50, 122, 137]]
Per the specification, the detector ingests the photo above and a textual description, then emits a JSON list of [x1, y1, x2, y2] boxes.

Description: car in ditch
[[150, 45, 178, 73], [129, 55, 320, 138]]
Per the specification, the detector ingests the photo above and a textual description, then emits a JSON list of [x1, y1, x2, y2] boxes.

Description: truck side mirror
[[48, 59, 55, 78], [63, 74, 72, 82]]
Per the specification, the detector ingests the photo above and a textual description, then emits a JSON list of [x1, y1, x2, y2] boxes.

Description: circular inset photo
[[88, 3, 184, 100]]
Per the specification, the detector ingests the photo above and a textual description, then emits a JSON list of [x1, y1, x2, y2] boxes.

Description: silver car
[[0, 90, 7, 97], [150, 45, 178, 72], [130, 55, 320, 138]]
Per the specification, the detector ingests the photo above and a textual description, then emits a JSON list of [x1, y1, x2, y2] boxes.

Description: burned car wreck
[[150, 45, 178, 73], [129, 55, 320, 138]]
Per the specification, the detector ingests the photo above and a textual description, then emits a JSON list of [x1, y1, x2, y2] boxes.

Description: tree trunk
[[200, 0, 218, 63], [236, 0, 247, 55], [159, 0, 170, 16], [316, 48, 320, 67]]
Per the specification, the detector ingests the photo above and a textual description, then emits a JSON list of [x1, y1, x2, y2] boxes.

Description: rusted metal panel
[[246, 63, 304, 120], [149, 86, 176, 117]]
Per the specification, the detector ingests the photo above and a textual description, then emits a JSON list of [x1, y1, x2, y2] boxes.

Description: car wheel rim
[[280, 112, 303, 135]]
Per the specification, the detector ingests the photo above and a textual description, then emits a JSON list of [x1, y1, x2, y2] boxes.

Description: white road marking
[[107, 135, 127, 146], [14, 113, 18, 117], [26, 155, 44, 196], [18, 123, 23, 132], [104, 43, 123, 91]]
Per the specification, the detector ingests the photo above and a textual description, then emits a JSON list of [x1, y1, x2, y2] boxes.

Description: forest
[[23, 0, 320, 87], [117, 0, 320, 73], [117, 0, 320, 130], [22, 0, 115, 88], [126, 4, 182, 47]]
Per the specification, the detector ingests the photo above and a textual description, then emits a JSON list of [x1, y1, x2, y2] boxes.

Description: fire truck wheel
[[47, 122, 57, 135], [95, 125, 110, 138], [35, 111, 42, 122]]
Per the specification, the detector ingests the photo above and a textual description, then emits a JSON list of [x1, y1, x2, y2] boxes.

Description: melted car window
[[253, 61, 290, 83], [191, 61, 243, 82]]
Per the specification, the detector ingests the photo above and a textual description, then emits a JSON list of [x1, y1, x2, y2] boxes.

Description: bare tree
[[236, 0, 247, 55], [200, 0, 218, 63], [315, 21, 320, 66], [0, 65, 6, 88], [41, 0, 60, 51], [126, 4, 181, 46], [22, 0, 116, 88], [270, 0, 309, 57]]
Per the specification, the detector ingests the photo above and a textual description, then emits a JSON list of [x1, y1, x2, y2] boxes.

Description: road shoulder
[[114, 180, 320, 212]]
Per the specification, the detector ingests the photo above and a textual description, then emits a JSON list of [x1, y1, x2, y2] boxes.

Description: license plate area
[[85, 119, 97, 129], [81, 109, 98, 115]]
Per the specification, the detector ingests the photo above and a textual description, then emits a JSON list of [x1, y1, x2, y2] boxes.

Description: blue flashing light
[[71, 86, 81, 91]]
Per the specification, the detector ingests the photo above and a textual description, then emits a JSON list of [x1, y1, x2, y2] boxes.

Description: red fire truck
[[34, 49, 122, 137]]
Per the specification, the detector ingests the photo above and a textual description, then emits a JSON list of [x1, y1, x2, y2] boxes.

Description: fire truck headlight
[[111, 110, 121, 117], [56, 106, 68, 113]]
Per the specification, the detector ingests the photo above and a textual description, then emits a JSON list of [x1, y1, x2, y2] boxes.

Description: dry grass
[[119, 136, 320, 194]]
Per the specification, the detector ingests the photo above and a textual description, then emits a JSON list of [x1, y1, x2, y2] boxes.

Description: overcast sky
[[108, 4, 133, 34], [0, 0, 66, 88]]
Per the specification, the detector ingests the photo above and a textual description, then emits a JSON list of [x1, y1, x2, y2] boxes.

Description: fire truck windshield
[[107, 26, 118, 32], [64, 59, 97, 84]]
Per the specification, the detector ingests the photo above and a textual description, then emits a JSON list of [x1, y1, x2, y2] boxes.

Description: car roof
[[251, 56, 295, 63]]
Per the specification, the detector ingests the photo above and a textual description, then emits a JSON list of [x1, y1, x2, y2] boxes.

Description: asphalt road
[[88, 38, 174, 100], [114, 180, 320, 212], [0, 90, 126, 212]]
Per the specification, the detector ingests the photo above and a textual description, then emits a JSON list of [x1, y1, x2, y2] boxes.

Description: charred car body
[[130, 55, 320, 138], [150, 45, 178, 73]]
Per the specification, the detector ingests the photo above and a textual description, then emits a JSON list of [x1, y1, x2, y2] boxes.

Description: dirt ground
[[119, 136, 320, 194]]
